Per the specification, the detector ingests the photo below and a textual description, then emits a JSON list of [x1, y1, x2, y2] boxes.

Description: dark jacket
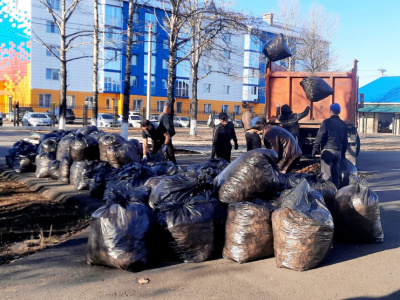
[[278, 106, 310, 137], [263, 126, 302, 173], [159, 113, 175, 137], [212, 122, 237, 162], [313, 115, 348, 157]]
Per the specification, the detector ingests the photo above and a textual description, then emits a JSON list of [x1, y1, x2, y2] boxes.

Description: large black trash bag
[[109, 162, 156, 187], [89, 130, 105, 141], [149, 174, 213, 209], [86, 201, 154, 271], [98, 134, 125, 161], [149, 147, 168, 163], [144, 176, 167, 191], [70, 134, 99, 162], [223, 200, 274, 264], [76, 125, 99, 136], [340, 157, 357, 188], [104, 182, 150, 206], [13, 154, 35, 173], [87, 164, 115, 198], [106, 142, 141, 168], [262, 33, 292, 62], [56, 135, 74, 161], [70, 161, 91, 187], [6, 140, 38, 171], [40, 132, 60, 143], [186, 158, 229, 184], [48, 160, 60, 180], [272, 180, 334, 271], [215, 149, 283, 203], [155, 196, 223, 263], [146, 161, 182, 176], [58, 155, 72, 184], [300, 77, 334, 103], [35, 152, 56, 178], [128, 139, 143, 158], [73, 160, 100, 191], [331, 176, 384, 244], [38, 138, 58, 154]]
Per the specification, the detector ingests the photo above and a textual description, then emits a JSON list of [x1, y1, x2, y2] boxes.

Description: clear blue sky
[[235, 0, 400, 87]]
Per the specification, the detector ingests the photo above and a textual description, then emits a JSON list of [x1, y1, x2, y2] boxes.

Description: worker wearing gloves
[[312, 103, 348, 188], [241, 102, 261, 151], [251, 116, 302, 174], [158, 105, 177, 165], [140, 119, 176, 165], [211, 112, 238, 163], [277, 104, 310, 141]]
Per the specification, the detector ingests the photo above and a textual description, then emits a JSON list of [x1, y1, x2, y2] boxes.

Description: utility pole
[[377, 67, 386, 77], [146, 23, 153, 120]]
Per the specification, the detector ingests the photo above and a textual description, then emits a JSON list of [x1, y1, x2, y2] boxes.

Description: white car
[[98, 113, 120, 127], [128, 114, 143, 128], [174, 116, 190, 127], [22, 112, 51, 126]]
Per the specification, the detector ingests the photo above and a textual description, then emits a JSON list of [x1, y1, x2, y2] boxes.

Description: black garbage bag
[[5, 147, 19, 169], [70, 134, 99, 162], [35, 152, 56, 178], [262, 33, 292, 62], [186, 158, 229, 184], [272, 180, 334, 271], [13, 153, 36, 173], [56, 136, 74, 161], [58, 155, 72, 184], [149, 174, 213, 209], [98, 134, 125, 161], [40, 132, 60, 143], [144, 176, 167, 191], [155, 196, 223, 263], [87, 164, 115, 198], [108, 162, 156, 187], [331, 176, 384, 243], [60, 130, 75, 139], [300, 77, 334, 103], [89, 130, 105, 141], [106, 142, 141, 169], [223, 200, 274, 264], [86, 201, 154, 271], [38, 138, 58, 154], [215, 149, 283, 203], [340, 157, 357, 188], [70, 160, 98, 190], [149, 146, 168, 163], [104, 182, 150, 206], [48, 160, 60, 180], [76, 125, 99, 136], [146, 161, 182, 176], [128, 139, 143, 158], [6, 140, 38, 170]]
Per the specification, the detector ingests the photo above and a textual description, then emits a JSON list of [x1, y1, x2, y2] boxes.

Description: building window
[[106, 98, 116, 110], [144, 75, 155, 95], [145, 13, 156, 32], [223, 85, 230, 94], [66, 95, 75, 109], [133, 12, 139, 23], [144, 55, 156, 74], [176, 80, 189, 97], [104, 50, 120, 70], [130, 75, 138, 87], [46, 21, 57, 33], [39, 94, 52, 108], [104, 72, 121, 92], [157, 100, 166, 113], [132, 34, 138, 42], [162, 79, 167, 89], [204, 104, 211, 114], [176, 102, 182, 114], [132, 99, 142, 112], [46, 68, 59, 80], [250, 86, 258, 95], [223, 50, 231, 59], [132, 55, 138, 66], [163, 39, 169, 49], [203, 83, 211, 93], [85, 96, 93, 109], [144, 35, 156, 53], [221, 105, 229, 113], [105, 5, 122, 28], [47, 0, 60, 10], [176, 60, 190, 78], [223, 33, 231, 42], [162, 59, 168, 69], [234, 105, 241, 115], [46, 45, 58, 57]]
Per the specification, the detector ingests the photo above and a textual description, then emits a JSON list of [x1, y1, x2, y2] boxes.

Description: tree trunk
[[167, 47, 177, 117], [121, 0, 135, 140], [91, 0, 99, 126], [58, 0, 67, 130], [190, 69, 198, 136]]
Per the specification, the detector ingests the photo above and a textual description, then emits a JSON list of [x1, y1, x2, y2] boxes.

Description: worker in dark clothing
[[252, 116, 302, 174], [211, 112, 238, 162], [156, 106, 177, 164], [277, 104, 310, 140], [241, 102, 261, 151], [141, 118, 177, 165], [312, 103, 348, 188]]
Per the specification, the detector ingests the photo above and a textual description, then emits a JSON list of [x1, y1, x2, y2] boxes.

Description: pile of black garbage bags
[[6, 131, 384, 272]]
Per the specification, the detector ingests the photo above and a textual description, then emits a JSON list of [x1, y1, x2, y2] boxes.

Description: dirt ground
[[0, 177, 89, 265]]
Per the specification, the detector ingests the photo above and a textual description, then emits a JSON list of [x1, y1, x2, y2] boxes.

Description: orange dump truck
[[264, 60, 361, 163]]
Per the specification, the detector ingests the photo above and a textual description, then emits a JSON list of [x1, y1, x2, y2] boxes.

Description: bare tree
[[91, 0, 99, 126], [36, 0, 91, 130]]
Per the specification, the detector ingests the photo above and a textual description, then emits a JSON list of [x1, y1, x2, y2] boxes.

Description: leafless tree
[[35, 0, 91, 130], [91, 0, 99, 126]]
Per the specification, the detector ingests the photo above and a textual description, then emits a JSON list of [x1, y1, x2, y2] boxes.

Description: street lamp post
[[146, 23, 153, 120]]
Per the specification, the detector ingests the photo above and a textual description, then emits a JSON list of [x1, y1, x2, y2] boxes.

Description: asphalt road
[[0, 130, 400, 299]]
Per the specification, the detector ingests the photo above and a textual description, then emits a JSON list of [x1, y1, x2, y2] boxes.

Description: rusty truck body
[[264, 60, 361, 163]]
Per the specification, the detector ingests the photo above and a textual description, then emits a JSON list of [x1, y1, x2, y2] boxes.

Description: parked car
[[22, 112, 51, 126], [0, 112, 3, 126], [98, 113, 120, 127], [150, 114, 159, 124], [46, 108, 76, 124], [207, 113, 243, 128], [174, 116, 190, 128], [8, 107, 34, 122], [128, 114, 143, 128]]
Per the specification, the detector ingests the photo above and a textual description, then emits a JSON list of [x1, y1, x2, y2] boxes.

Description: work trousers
[[153, 138, 177, 165], [245, 131, 261, 151], [320, 149, 342, 188]]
